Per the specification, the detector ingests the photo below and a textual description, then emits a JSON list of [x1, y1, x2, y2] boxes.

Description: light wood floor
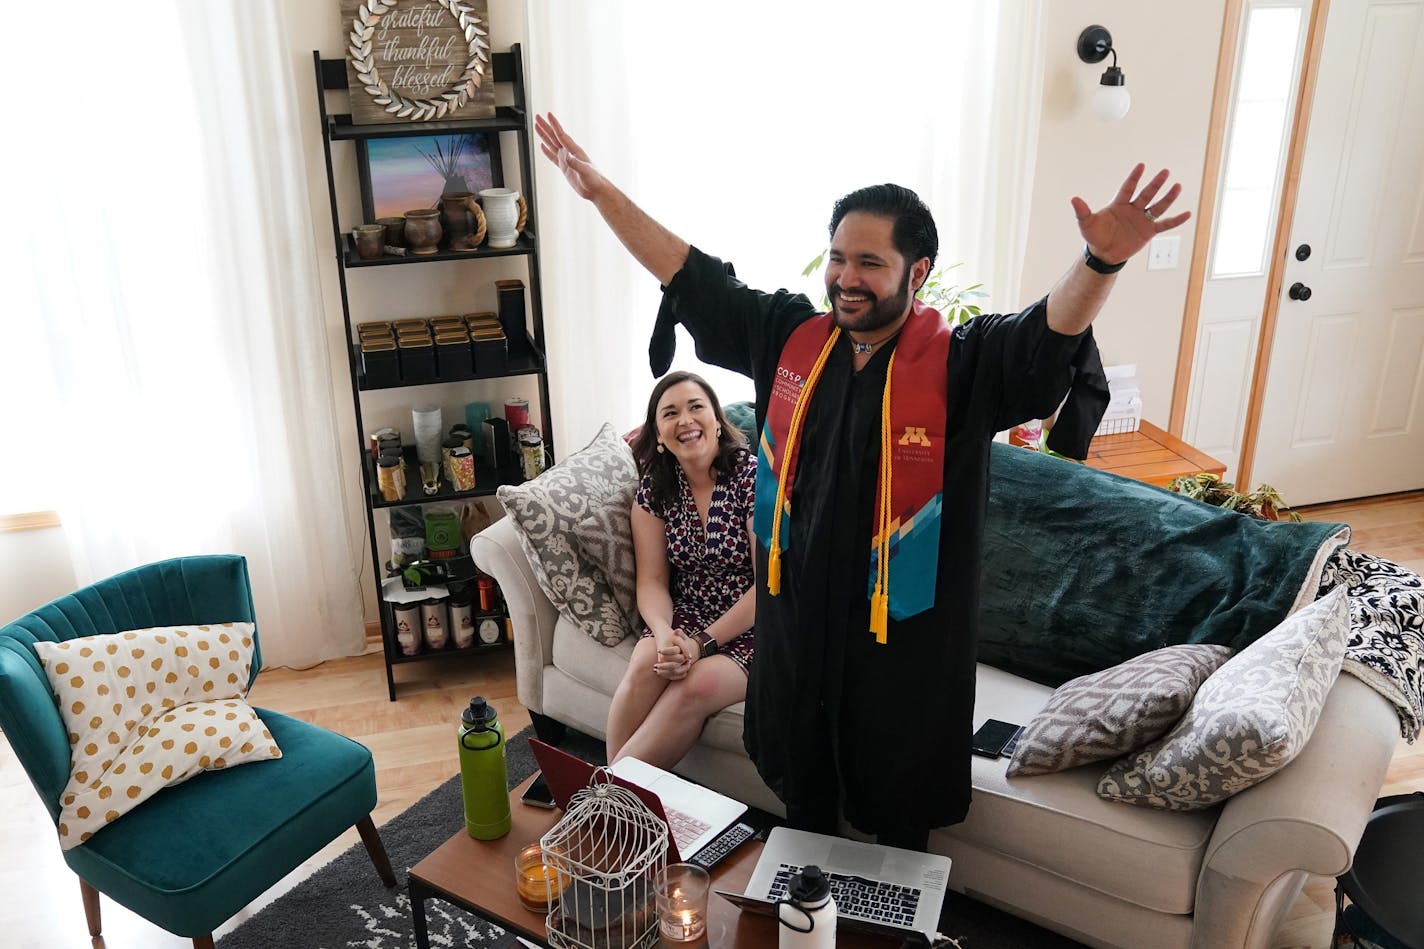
[[2, 492, 1420, 948]]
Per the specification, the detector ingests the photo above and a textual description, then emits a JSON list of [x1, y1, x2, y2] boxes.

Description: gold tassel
[[767, 545, 782, 595], [871, 590, 888, 643]]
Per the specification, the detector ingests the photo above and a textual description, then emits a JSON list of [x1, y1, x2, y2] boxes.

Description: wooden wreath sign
[[340, 0, 495, 124]]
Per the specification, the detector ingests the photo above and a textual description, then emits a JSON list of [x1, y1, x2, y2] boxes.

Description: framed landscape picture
[[357, 132, 503, 221]]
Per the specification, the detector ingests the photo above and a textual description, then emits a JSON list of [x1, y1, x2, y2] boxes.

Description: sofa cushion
[[1098, 587, 1349, 811], [497, 424, 638, 646], [572, 479, 641, 633], [551, 614, 639, 697], [958, 664, 1216, 915], [1006, 644, 1234, 777]]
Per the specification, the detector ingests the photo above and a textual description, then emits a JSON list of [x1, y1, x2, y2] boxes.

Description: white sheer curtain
[[526, 1, 1045, 450], [3, 2, 365, 668]]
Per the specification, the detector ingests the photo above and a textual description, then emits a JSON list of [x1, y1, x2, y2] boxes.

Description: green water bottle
[[459, 696, 511, 839]]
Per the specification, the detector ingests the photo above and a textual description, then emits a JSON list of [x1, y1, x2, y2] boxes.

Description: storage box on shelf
[[313, 45, 555, 700]]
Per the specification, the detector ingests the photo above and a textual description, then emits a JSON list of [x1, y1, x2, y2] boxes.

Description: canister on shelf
[[378, 447, 407, 498], [441, 434, 464, 483], [518, 427, 545, 480], [421, 598, 449, 650], [377, 453, 404, 502], [450, 588, 476, 648], [503, 398, 530, 439], [450, 423, 474, 452], [477, 574, 500, 612], [393, 602, 422, 656], [425, 505, 461, 559], [449, 446, 476, 491]]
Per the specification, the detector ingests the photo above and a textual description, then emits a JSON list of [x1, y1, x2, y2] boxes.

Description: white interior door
[[1252, 0, 1424, 504], [1184, 1, 1312, 479]]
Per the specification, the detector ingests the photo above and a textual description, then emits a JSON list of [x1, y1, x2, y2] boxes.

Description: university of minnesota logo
[[899, 426, 931, 447]]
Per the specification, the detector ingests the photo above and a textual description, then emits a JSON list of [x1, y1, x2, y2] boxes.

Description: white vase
[[479, 188, 524, 248]]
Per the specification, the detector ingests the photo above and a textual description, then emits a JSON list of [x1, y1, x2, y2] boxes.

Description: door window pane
[[1212, 3, 1307, 277]]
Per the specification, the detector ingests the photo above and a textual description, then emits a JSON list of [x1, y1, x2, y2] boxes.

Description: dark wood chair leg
[[357, 815, 397, 887], [192, 935, 214, 949], [79, 879, 102, 937]]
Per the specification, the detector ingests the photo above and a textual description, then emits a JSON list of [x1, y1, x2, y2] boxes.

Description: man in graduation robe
[[534, 112, 1191, 847]]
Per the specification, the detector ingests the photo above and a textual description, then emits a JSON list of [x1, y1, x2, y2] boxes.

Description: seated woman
[[606, 371, 756, 768]]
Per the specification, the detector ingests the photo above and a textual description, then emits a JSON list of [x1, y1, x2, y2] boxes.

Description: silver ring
[[1145, 210, 1159, 222]]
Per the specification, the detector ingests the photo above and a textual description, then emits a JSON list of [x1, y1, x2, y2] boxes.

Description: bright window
[[1211, 3, 1308, 278]]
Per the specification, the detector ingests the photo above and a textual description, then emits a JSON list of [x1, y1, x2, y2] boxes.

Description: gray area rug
[[217, 725, 1085, 948]]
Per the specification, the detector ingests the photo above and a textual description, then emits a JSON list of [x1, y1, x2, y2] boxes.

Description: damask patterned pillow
[[496, 424, 638, 646], [572, 478, 642, 634], [34, 623, 281, 848], [1006, 644, 1234, 777], [1097, 588, 1349, 811]]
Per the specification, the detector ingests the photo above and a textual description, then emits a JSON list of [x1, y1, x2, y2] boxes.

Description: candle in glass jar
[[514, 843, 564, 913], [657, 864, 710, 942]]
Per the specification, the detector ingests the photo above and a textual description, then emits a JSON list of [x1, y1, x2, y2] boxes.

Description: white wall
[[1020, 1, 1226, 427]]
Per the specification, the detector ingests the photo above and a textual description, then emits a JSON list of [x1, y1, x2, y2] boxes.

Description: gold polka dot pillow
[[33, 623, 282, 849]]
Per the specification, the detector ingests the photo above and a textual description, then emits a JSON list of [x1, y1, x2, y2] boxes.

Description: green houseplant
[[1167, 472, 1302, 522]]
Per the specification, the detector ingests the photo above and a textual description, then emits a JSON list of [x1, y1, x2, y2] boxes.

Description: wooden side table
[[1084, 420, 1226, 488]]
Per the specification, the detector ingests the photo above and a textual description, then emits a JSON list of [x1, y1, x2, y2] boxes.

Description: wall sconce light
[[1077, 25, 1130, 121]]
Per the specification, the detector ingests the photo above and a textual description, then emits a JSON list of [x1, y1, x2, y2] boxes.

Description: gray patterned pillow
[[496, 424, 636, 646], [572, 479, 642, 633], [1006, 644, 1234, 777], [1098, 587, 1349, 810]]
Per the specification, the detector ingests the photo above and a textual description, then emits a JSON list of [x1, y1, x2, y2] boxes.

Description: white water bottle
[[778, 865, 836, 949]]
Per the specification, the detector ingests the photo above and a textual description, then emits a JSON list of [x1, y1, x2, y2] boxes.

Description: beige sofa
[[472, 514, 1398, 949]]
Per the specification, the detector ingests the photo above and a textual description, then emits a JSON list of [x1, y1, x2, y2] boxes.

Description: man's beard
[[830, 267, 913, 333]]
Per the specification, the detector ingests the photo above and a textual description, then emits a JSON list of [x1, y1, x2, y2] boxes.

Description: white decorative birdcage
[[540, 772, 669, 949]]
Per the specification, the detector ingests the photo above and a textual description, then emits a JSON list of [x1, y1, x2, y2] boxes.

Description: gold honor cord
[[767, 328, 841, 595], [871, 351, 896, 643]]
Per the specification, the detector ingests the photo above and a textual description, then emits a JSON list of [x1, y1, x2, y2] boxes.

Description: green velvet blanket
[[978, 442, 1349, 687]]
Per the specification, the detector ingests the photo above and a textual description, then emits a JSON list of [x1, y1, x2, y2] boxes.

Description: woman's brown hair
[[630, 371, 748, 511]]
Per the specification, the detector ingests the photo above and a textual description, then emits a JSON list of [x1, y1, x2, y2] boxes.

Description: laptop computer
[[716, 826, 951, 937], [528, 738, 746, 862]]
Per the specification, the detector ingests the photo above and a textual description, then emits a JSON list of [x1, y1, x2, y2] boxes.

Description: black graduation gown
[[664, 246, 1094, 833]]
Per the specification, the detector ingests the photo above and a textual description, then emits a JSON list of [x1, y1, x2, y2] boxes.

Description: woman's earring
[[716, 426, 723, 438], [656, 443, 665, 453]]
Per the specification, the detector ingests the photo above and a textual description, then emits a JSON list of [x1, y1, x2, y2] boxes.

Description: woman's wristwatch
[[692, 631, 719, 659]]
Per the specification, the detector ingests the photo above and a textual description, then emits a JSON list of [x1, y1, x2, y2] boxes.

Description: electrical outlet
[[1147, 235, 1181, 271]]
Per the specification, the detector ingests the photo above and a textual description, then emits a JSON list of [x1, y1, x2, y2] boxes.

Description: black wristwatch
[[1083, 244, 1126, 274], [692, 631, 719, 659]]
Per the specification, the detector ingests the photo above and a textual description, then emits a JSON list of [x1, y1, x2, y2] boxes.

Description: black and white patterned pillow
[[1319, 548, 1424, 741], [1098, 587, 1349, 811], [496, 424, 637, 646], [1006, 644, 1234, 777]]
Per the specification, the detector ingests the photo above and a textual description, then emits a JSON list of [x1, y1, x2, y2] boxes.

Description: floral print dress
[[635, 451, 757, 672]]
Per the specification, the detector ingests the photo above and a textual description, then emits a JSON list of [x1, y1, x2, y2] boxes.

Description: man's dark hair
[[828, 184, 939, 282]]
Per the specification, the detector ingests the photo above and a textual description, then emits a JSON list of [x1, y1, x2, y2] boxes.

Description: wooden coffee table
[[409, 775, 903, 949]]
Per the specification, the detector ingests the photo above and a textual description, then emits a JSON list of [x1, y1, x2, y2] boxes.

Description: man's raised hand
[[535, 113, 604, 201], [1070, 164, 1191, 267]]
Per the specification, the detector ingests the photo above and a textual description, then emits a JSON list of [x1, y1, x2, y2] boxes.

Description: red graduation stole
[[754, 301, 951, 641]]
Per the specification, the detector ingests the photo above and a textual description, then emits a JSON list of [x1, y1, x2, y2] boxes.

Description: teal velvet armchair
[[0, 555, 395, 948]]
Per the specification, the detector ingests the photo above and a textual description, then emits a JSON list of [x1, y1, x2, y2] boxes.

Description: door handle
[[1288, 282, 1312, 301]]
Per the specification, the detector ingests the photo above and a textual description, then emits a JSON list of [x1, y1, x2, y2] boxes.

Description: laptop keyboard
[[769, 864, 921, 928], [666, 806, 712, 853]]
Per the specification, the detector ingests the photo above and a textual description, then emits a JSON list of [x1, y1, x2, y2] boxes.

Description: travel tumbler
[[458, 696, 512, 839]]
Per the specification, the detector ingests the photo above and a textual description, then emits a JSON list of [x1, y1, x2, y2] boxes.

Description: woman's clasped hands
[[651, 628, 699, 680]]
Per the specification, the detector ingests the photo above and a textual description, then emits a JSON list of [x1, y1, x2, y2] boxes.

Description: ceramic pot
[[440, 192, 487, 252], [376, 215, 406, 248], [404, 208, 442, 256], [478, 188, 527, 249]]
